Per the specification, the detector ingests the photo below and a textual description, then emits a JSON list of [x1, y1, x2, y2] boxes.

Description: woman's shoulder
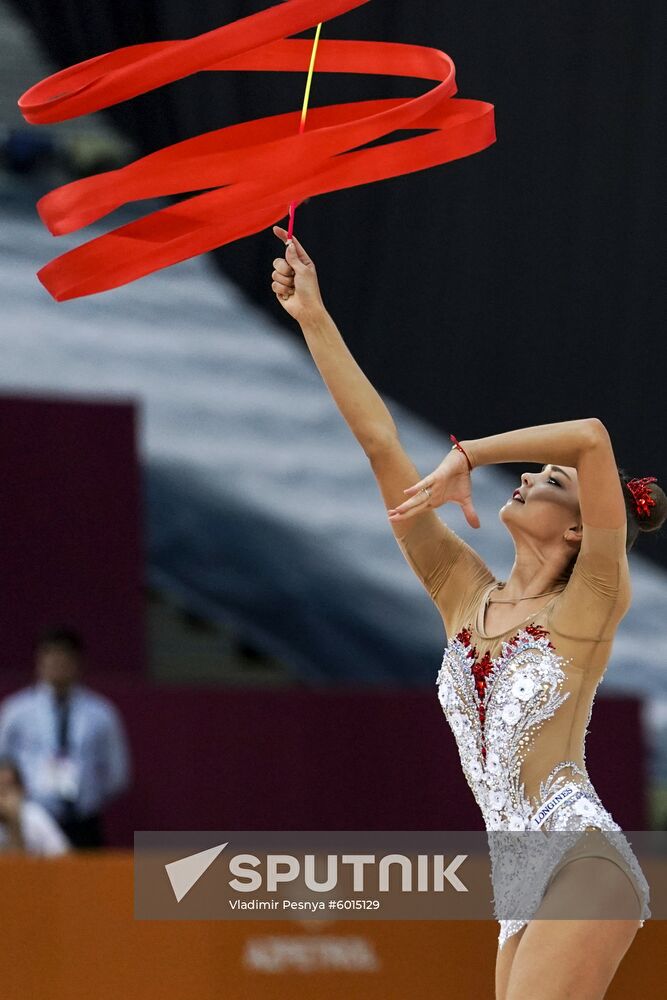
[[548, 523, 631, 643], [578, 521, 629, 563]]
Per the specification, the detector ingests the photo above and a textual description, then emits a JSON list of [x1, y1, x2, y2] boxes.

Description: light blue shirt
[[0, 682, 131, 820]]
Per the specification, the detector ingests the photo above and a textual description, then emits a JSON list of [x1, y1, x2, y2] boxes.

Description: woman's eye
[[548, 477, 561, 487]]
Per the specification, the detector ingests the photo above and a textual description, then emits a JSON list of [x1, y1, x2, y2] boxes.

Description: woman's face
[[500, 464, 582, 547]]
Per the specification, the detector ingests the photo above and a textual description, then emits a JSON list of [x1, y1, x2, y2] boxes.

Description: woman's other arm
[[461, 419, 626, 529], [462, 417, 632, 641], [395, 419, 625, 531], [391, 417, 630, 641], [463, 422, 632, 638]]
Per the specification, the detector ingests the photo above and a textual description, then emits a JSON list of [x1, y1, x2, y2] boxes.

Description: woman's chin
[[499, 502, 524, 536], [499, 500, 515, 523]]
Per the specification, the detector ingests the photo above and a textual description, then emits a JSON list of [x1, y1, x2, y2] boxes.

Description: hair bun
[[638, 480, 667, 532], [620, 473, 667, 536]]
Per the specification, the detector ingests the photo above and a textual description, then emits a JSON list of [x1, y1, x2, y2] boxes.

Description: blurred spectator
[[0, 626, 131, 848], [0, 755, 69, 856]]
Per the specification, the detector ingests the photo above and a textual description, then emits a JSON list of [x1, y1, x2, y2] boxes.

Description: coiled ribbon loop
[[18, 0, 495, 301]]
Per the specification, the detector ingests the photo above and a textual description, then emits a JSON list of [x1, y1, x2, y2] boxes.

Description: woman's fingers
[[403, 478, 432, 495], [272, 269, 293, 288], [273, 257, 294, 277], [272, 281, 293, 298], [273, 224, 309, 264], [392, 486, 432, 512], [388, 505, 423, 521], [461, 501, 481, 529], [387, 493, 429, 518], [292, 233, 313, 264]]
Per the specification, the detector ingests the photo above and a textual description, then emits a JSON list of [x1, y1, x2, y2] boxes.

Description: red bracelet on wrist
[[450, 434, 473, 472]]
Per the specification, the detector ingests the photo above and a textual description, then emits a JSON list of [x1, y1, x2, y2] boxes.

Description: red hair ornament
[[626, 477, 658, 520], [17, 0, 495, 301]]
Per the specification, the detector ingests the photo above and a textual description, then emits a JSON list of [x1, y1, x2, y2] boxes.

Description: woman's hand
[[271, 225, 325, 324], [387, 449, 480, 528]]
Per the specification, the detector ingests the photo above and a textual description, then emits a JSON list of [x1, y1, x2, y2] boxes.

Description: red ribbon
[[18, 0, 495, 301]]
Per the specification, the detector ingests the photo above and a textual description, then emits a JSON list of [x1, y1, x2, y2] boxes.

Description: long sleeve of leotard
[[393, 512, 494, 633], [549, 522, 632, 643]]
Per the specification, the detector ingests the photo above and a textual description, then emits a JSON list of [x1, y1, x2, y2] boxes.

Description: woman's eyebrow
[[541, 464, 572, 481]]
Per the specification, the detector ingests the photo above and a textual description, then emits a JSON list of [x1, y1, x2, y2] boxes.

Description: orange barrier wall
[[1, 853, 662, 999]]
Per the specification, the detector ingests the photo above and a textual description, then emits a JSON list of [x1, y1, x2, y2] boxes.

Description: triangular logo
[[165, 842, 228, 902]]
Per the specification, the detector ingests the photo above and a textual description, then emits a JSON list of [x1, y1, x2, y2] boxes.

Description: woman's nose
[[521, 472, 533, 488]]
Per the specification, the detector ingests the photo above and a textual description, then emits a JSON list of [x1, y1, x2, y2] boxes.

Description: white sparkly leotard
[[394, 512, 651, 949]]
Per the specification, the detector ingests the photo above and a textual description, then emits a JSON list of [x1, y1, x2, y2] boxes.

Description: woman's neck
[[499, 543, 571, 602]]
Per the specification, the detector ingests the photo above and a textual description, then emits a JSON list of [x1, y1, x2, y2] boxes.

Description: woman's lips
[[512, 489, 525, 503]]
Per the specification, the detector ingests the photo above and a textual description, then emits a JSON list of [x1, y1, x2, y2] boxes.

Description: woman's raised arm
[[270, 227, 493, 623], [271, 226, 397, 455]]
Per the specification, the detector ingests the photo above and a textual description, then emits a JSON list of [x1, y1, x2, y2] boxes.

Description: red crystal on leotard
[[456, 627, 474, 650], [456, 623, 553, 760], [472, 650, 494, 760], [524, 624, 554, 648]]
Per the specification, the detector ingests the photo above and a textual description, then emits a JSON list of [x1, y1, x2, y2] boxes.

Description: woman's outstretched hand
[[271, 225, 324, 323], [387, 449, 481, 528]]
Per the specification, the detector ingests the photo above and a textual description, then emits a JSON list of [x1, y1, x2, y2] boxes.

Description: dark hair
[[34, 625, 85, 658], [0, 756, 24, 790], [619, 471, 667, 551]]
